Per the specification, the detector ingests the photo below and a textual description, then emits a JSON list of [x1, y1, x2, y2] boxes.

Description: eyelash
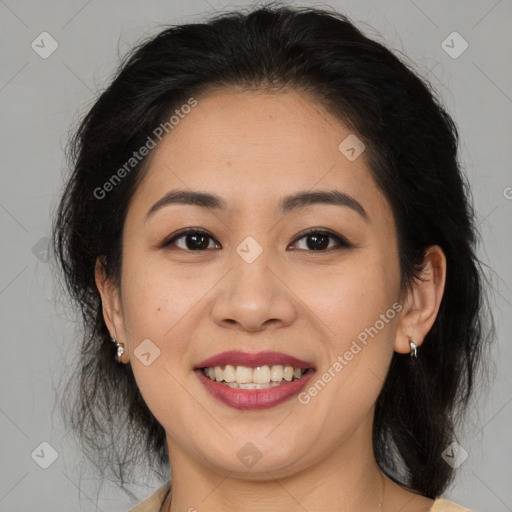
[[161, 227, 353, 252]]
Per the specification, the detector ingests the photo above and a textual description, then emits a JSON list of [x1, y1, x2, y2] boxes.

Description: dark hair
[[52, 3, 494, 500]]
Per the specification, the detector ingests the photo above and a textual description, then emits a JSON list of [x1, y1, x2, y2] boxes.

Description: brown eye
[[163, 229, 221, 251], [290, 230, 351, 251]]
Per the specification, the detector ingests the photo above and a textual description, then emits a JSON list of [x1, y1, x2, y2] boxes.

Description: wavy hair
[[52, 4, 494, 499]]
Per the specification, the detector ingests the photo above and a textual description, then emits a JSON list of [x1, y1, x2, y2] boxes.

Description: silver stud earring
[[111, 336, 124, 363], [409, 337, 418, 358]]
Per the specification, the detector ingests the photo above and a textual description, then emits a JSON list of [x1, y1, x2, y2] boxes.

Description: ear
[[395, 245, 447, 354], [94, 256, 128, 362]]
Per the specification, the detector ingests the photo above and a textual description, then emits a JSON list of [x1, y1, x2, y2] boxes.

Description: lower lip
[[195, 369, 315, 410]]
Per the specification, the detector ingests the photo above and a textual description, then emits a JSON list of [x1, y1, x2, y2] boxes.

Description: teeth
[[253, 365, 271, 384], [270, 365, 283, 382], [214, 366, 224, 382], [283, 366, 294, 381], [201, 364, 307, 387], [224, 364, 236, 383], [226, 381, 282, 389], [235, 365, 253, 384]]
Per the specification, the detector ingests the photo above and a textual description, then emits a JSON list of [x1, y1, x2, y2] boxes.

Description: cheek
[[120, 255, 210, 341], [297, 267, 398, 434], [296, 250, 400, 396], [300, 254, 399, 340], [119, 263, 206, 426]]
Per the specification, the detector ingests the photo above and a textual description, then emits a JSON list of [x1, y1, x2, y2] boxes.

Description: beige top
[[129, 480, 475, 512]]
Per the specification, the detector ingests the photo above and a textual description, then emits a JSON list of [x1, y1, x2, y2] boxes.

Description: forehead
[[128, 88, 388, 220]]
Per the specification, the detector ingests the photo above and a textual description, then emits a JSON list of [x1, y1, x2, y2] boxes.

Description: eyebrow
[[145, 189, 368, 221]]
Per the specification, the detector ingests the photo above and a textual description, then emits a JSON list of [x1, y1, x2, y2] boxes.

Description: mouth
[[194, 351, 315, 410], [199, 364, 310, 389]]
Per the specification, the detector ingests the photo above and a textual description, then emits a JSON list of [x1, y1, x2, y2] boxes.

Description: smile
[[201, 364, 308, 389], [194, 351, 315, 410]]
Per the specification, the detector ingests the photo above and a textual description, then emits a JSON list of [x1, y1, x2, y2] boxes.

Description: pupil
[[307, 234, 328, 250], [183, 234, 330, 250], [186, 234, 209, 250]]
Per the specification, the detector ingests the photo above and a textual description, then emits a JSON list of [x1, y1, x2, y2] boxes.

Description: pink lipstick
[[194, 351, 315, 410]]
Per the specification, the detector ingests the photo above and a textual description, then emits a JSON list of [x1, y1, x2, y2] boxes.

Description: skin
[[96, 89, 446, 512]]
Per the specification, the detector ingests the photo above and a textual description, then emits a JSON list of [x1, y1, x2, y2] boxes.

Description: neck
[[165, 417, 386, 512]]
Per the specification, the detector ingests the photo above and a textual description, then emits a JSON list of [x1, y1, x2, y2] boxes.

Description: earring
[[111, 336, 124, 363], [409, 337, 418, 358]]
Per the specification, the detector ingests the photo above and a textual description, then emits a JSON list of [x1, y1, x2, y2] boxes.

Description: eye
[[289, 229, 352, 251], [161, 228, 352, 252], [162, 228, 221, 251]]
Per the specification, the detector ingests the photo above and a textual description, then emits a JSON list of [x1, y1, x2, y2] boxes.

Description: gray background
[[0, 0, 511, 510]]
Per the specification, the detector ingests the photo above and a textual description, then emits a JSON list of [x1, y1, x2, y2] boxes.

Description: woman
[[52, 5, 493, 511]]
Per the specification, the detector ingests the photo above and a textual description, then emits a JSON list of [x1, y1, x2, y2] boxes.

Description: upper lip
[[195, 350, 315, 369]]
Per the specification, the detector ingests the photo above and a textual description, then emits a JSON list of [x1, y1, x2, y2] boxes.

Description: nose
[[210, 252, 297, 333]]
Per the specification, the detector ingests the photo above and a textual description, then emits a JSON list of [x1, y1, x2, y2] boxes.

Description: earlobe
[[94, 256, 124, 345], [394, 245, 447, 354]]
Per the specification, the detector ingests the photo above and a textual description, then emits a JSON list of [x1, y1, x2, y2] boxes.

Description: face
[[105, 89, 405, 479]]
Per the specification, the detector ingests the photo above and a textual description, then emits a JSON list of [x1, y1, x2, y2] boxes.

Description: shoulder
[[129, 480, 171, 512], [126, 485, 475, 512], [431, 498, 476, 512]]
